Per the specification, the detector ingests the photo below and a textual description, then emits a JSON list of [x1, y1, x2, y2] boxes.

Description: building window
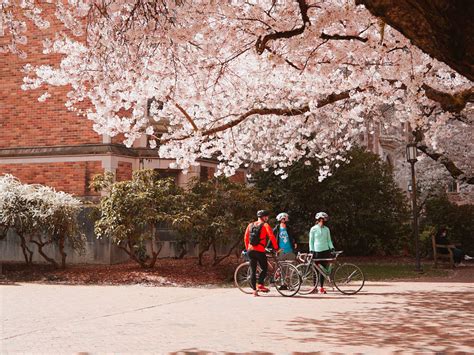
[[154, 169, 179, 185], [447, 179, 459, 193], [200, 166, 216, 182], [200, 166, 210, 182]]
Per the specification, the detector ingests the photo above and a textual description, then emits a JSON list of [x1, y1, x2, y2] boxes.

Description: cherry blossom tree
[[2, 1, 473, 183]]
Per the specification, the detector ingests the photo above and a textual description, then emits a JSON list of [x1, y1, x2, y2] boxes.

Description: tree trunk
[[212, 238, 242, 266], [120, 241, 146, 267], [356, 0, 474, 80], [212, 240, 218, 263], [144, 241, 163, 269], [58, 235, 67, 269], [175, 241, 188, 259], [198, 243, 211, 266], [31, 239, 59, 268], [17, 233, 33, 265]]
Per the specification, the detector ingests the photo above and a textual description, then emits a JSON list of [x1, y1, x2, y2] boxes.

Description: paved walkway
[[1, 282, 473, 354]]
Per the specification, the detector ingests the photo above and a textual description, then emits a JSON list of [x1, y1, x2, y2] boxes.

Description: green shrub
[[254, 148, 410, 256], [92, 169, 183, 268]]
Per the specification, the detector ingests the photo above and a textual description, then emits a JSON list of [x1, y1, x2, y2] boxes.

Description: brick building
[[0, 12, 245, 198]]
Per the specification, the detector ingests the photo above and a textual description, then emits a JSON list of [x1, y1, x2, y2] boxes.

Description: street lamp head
[[406, 143, 418, 163]]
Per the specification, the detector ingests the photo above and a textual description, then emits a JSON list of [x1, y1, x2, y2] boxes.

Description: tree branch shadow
[[283, 290, 474, 352]]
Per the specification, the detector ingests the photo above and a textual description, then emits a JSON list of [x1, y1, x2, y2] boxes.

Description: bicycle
[[234, 249, 302, 297], [295, 251, 365, 295]]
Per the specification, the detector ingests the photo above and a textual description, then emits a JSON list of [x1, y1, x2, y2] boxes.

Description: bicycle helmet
[[315, 212, 329, 221], [276, 212, 289, 221], [257, 210, 270, 217]]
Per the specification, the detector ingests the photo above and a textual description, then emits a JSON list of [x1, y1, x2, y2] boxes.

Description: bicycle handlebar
[[297, 250, 344, 263], [265, 248, 283, 256]]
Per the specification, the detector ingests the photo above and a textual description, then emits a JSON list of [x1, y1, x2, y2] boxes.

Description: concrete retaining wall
[[0, 208, 237, 265]]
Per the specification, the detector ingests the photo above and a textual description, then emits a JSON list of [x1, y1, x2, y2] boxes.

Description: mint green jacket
[[309, 225, 334, 252]]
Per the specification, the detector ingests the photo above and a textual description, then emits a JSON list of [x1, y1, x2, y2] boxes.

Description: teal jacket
[[309, 224, 334, 252]]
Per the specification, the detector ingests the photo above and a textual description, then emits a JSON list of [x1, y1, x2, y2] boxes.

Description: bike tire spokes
[[333, 263, 365, 295], [234, 263, 254, 294], [274, 263, 301, 297], [296, 264, 319, 295]]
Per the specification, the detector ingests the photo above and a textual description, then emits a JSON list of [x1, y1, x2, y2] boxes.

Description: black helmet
[[257, 210, 270, 218]]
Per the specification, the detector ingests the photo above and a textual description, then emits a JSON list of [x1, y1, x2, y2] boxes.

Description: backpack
[[249, 222, 264, 246]]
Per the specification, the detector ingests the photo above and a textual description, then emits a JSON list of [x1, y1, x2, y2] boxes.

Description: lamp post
[[406, 143, 422, 272]]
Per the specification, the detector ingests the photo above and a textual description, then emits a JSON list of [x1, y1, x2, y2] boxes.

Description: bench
[[432, 234, 455, 268]]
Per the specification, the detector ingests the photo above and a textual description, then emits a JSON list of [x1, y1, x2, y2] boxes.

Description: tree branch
[[414, 130, 473, 184], [422, 84, 474, 113], [173, 102, 198, 131], [417, 144, 473, 184], [255, 0, 310, 54], [262, 45, 302, 70], [320, 32, 368, 43], [162, 88, 361, 143]]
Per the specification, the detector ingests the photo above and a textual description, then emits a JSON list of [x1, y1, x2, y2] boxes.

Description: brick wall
[[116, 161, 133, 181], [0, 161, 103, 196], [0, 6, 101, 148], [230, 171, 246, 184]]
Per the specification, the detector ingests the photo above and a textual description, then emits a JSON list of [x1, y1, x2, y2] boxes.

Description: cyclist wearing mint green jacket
[[309, 211, 334, 294]]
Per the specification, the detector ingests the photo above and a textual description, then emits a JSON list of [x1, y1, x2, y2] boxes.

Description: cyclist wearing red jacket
[[244, 210, 279, 296]]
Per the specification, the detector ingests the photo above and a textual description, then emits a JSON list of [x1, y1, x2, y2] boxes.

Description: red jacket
[[244, 221, 278, 253]]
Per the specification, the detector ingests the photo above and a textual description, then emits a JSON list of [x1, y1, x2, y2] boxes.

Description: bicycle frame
[[235, 250, 301, 296], [297, 252, 341, 285], [295, 251, 365, 295]]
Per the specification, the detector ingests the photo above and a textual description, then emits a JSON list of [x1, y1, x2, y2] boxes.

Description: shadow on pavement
[[170, 351, 323, 355], [284, 290, 474, 352]]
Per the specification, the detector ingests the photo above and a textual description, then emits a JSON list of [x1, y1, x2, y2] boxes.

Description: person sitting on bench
[[436, 227, 473, 266]]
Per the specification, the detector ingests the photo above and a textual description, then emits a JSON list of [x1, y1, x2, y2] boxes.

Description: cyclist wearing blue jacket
[[309, 211, 334, 294]]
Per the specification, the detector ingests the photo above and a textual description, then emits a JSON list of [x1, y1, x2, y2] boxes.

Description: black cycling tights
[[248, 250, 268, 290], [313, 250, 332, 288]]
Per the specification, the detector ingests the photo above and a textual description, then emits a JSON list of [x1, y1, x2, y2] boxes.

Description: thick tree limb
[[357, 0, 474, 81], [255, 0, 310, 54], [162, 88, 360, 143], [320, 32, 368, 43], [164, 94, 199, 131], [413, 130, 473, 184], [422, 84, 474, 113], [416, 144, 473, 184]]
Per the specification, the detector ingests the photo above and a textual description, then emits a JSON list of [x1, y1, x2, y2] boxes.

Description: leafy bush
[[253, 148, 410, 256], [92, 169, 183, 268], [0, 174, 85, 268], [172, 177, 268, 266]]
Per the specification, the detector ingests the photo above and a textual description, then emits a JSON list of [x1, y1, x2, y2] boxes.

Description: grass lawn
[[356, 262, 449, 281]]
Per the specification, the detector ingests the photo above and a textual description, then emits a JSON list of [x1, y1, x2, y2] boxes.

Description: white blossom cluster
[[2, 1, 473, 181], [0, 174, 81, 230]]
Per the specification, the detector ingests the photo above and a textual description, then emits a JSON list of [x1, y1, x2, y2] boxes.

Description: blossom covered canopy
[[1, 0, 473, 182]]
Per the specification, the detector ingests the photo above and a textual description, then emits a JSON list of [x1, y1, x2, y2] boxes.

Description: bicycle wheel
[[274, 263, 301, 297], [296, 264, 319, 295], [333, 263, 365, 295], [234, 262, 253, 294]]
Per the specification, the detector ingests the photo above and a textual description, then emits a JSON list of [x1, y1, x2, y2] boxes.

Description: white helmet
[[276, 212, 289, 221], [315, 212, 329, 221]]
